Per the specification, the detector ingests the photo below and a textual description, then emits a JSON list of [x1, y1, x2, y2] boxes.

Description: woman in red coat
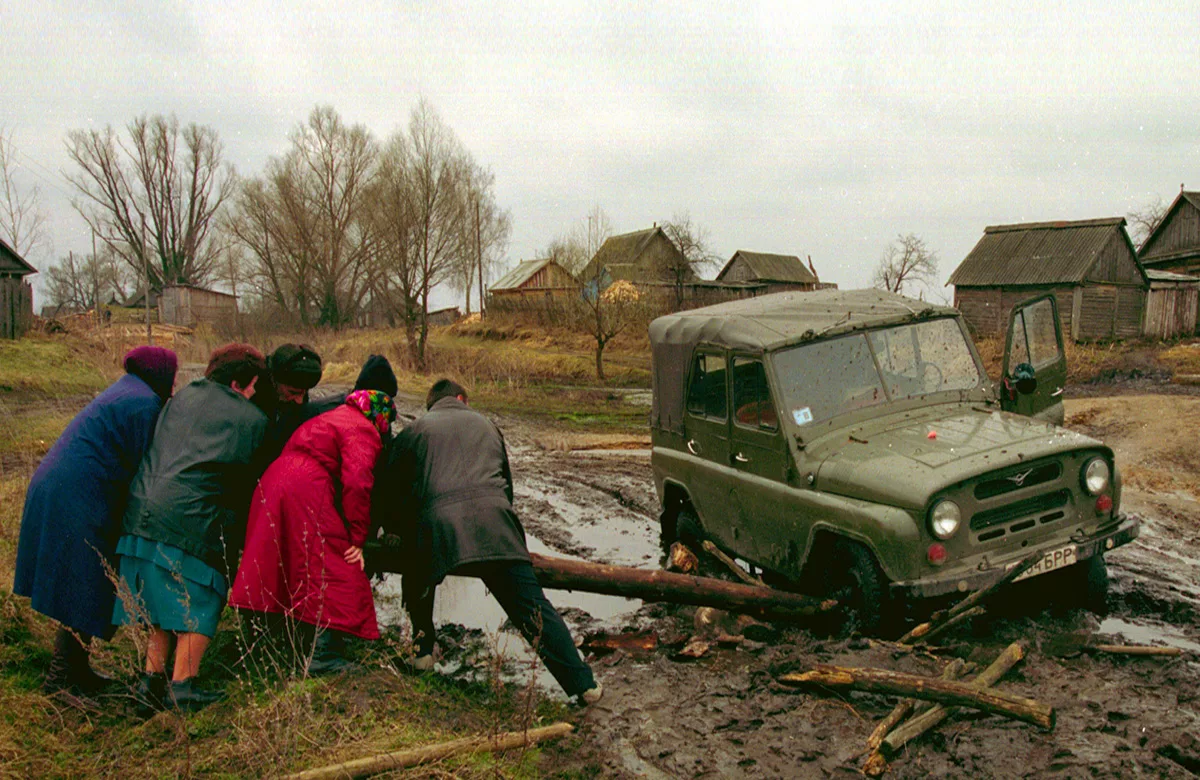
[[231, 387, 395, 672]]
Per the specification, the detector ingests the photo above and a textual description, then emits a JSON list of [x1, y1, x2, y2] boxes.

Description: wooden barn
[[1, 237, 35, 339], [158, 284, 237, 328], [716, 250, 824, 293], [1138, 190, 1200, 279], [580, 226, 689, 287], [950, 218, 1147, 342], [1142, 269, 1199, 339], [488, 258, 576, 301]]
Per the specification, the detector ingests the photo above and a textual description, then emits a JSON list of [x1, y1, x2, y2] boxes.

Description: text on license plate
[[1012, 544, 1078, 582]]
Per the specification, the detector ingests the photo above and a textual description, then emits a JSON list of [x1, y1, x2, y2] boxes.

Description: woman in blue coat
[[13, 345, 177, 695]]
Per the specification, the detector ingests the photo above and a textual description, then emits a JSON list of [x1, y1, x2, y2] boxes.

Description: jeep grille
[[973, 462, 1062, 500], [970, 489, 1071, 541]]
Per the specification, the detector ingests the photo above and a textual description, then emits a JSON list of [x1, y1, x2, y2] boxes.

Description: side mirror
[[1012, 362, 1038, 395]]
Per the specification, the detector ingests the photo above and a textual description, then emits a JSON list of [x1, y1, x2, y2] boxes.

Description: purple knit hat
[[124, 346, 178, 400]]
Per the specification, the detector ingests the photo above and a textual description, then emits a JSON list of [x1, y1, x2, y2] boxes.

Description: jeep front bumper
[[889, 512, 1141, 600]]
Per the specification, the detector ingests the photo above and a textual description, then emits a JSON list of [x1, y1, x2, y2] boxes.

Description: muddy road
[[377, 393, 1200, 778]]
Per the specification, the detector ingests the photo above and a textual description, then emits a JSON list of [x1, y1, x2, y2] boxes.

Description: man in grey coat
[[388, 378, 601, 704]]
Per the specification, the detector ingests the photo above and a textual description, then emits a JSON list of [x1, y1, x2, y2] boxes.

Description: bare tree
[[451, 163, 511, 316], [365, 131, 423, 358], [579, 280, 643, 380], [405, 100, 469, 368], [66, 115, 235, 288], [0, 127, 50, 260], [44, 248, 125, 314], [1127, 195, 1167, 249], [873, 233, 939, 296], [227, 107, 377, 327], [660, 213, 719, 310]]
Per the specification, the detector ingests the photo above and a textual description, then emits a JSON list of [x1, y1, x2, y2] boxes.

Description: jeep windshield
[[772, 317, 983, 426]]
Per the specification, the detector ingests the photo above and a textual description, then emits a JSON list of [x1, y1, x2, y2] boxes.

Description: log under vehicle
[[649, 289, 1140, 631]]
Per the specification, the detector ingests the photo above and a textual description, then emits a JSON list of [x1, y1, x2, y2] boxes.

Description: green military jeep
[[649, 289, 1139, 630]]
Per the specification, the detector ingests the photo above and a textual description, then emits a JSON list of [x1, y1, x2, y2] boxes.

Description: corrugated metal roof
[[490, 258, 553, 291], [0, 236, 36, 276], [717, 250, 817, 283], [1146, 268, 1200, 283], [949, 218, 1127, 286]]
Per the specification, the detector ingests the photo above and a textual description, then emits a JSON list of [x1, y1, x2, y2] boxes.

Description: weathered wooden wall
[[1144, 285, 1200, 338], [1, 277, 33, 339], [160, 286, 237, 327], [954, 286, 1074, 339], [1141, 200, 1200, 274], [1086, 233, 1145, 285], [1075, 285, 1145, 340]]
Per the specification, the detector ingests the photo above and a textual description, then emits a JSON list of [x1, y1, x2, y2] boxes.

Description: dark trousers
[[406, 561, 596, 698]]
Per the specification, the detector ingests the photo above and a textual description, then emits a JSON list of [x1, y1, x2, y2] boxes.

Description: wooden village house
[[0, 237, 35, 339], [158, 285, 238, 328], [950, 218, 1148, 342], [1138, 190, 1200, 278], [487, 257, 577, 312], [715, 250, 828, 293]]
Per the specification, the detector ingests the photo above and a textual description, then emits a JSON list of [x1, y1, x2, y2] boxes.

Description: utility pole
[[475, 196, 484, 320], [91, 230, 100, 327], [141, 218, 152, 345]]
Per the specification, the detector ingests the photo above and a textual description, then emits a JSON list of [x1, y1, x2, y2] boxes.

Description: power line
[[4, 136, 76, 201]]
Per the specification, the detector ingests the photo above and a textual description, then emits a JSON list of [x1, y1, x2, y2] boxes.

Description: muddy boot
[[134, 672, 169, 715], [306, 631, 352, 676], [167, 678, 223, 713]]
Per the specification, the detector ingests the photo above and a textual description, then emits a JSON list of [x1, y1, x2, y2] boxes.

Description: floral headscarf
[[345, 389, 395, 436]]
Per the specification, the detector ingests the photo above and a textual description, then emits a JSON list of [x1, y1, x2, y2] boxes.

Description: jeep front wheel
[[824, 541, 888, 635]]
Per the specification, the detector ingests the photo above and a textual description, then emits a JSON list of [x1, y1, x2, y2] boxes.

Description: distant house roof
[[163, 283, 237, 299], [582, 226, 691, 283], [0, 237, 36, 277], [717, 250, 818, 284], [491, 258, 554, 291], [949, 218, 1144, 286], [1138, 190, 1200, 265]]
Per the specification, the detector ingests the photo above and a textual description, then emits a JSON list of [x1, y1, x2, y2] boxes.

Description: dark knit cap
[[205, 343, 267, 388], [353, 355, 398, 398], [267, 343, 323, 390], [124, 346, 178, 400]]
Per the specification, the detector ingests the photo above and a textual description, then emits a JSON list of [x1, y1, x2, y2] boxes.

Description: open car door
[[1001, 294, 1068, 424]]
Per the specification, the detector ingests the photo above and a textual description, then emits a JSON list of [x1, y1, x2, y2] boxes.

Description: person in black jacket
[[112, 344, 269, 711], [387, 379, 601, 705]]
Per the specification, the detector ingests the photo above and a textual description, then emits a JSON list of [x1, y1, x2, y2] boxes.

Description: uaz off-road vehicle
[[649, 289, 1139, 630]]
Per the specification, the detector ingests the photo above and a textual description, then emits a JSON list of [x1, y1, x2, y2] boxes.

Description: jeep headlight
[[929, 499, 962, 540], [1083, 458, 1110, 495]]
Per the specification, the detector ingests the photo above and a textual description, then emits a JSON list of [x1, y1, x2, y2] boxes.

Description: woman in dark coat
[[13, 346, 178, 694], [230, 384, 395, 673]]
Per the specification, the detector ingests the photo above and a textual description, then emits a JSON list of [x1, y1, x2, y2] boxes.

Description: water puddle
[[1098, 616, 1200, 654]]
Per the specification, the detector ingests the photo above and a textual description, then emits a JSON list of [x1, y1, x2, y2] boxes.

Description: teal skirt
[[112, 535, 227, 637]]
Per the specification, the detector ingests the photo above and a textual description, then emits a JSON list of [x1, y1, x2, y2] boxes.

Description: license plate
[[1013, 544, 1078, 582]]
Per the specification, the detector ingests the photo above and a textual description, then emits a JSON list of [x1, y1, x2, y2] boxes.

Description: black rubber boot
[[307, 630, 352, 676], [134, 671, 169, 715], [167, 678, 223, 712], [46, 627, 113, 695]]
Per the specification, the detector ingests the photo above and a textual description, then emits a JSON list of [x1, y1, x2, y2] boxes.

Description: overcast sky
[[4, 0, 1198, 308]]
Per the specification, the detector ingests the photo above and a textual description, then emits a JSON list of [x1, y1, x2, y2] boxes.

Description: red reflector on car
[[1095, 494, 1113, 513], [927, 543, 947, 565]]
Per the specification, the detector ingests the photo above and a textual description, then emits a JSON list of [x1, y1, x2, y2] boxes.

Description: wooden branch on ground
[[668, 542, 699, 574], [702, 540, 766, 587], [778, 659, 1052, 729], [881, 642, 1027, 756], [282, 723, 574, 780], [866, 658, 971, 752], [1091, 644, 1183, 657], [898, 548, 1044, 645], [918, 606, 986, 646]]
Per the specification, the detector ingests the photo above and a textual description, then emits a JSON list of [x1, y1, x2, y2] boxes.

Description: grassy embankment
[[0, 324, 641, 778]]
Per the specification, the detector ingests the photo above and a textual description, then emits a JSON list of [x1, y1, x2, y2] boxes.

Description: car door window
[[686, 352, 728, 420], [1023, 298, 1062, 369], [732, 357, 777, 430]]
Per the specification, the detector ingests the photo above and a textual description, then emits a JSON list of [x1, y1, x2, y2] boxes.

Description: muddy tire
[[659, 507, 704, 551], [824, 541, 889, 635], [1057, 554, 1109, 615]]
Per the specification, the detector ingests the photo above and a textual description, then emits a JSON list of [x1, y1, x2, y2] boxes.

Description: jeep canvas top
[[649, 289, 1139, 630]]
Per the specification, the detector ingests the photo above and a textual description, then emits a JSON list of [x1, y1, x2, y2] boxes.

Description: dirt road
[[397, 394, 1200, 778]]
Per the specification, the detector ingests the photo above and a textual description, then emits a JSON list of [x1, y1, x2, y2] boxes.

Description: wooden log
[[778, 660, 1052, 729], [881, 642, 1026, 756], [898, 548, 1044, 645], [527, 553, 835, 618], [668, 542, 699, 574], [866, 659, 970, 752], [364, 545, 835, 618], [282, 722, 574, 780], [918, 606, 986, 646], [702, 540, 766, 587], [1091, 644, 1184, 657]]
